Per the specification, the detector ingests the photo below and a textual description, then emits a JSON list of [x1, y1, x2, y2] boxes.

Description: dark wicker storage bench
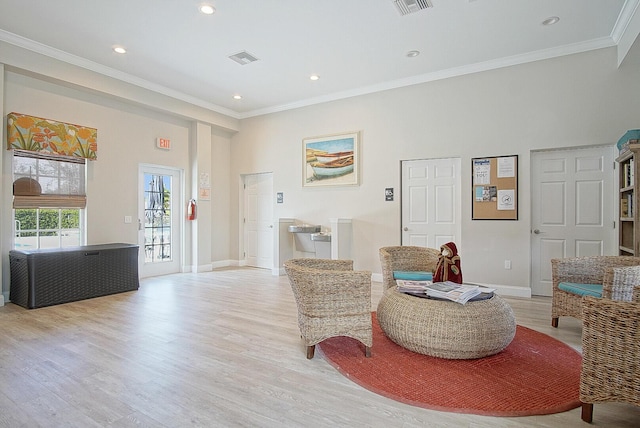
[[9, 243, 139, 309]]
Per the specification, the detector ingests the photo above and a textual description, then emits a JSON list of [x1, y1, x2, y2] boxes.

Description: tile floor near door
[[0, 267, 638, 427]]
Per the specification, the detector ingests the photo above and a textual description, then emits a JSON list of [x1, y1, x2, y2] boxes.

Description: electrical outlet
[[504, 260, 511, 270]]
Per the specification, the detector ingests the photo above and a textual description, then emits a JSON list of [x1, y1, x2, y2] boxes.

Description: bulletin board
[[472, 155, 518, 220]]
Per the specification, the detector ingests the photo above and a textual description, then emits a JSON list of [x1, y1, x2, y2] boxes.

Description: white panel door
[[530, 146, 615, 296], [401, 158, 461, 249], [244, 173, 274, 269]]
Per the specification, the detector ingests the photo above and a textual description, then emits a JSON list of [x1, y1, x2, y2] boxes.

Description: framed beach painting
[[303, 131, 359, 187]]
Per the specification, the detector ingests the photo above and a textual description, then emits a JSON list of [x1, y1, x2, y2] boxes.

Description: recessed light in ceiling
[[113, 46, 126, 54], [199, 4, 215, 15], [542, 16, 560, 26], [310, 75, 320, 81], [406, 50, 420, 58], [233, 95, 242, 100]]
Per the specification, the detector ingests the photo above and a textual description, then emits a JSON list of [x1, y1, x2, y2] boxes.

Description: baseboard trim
[[211, 260, 238, 269], [470, 282, 532, 298], [370, 273, 531, 298]]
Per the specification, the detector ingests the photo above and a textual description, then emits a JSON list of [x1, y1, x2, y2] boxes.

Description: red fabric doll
[[433, 242, 463, 284]]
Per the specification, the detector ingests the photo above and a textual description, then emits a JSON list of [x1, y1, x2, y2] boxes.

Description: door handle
[[533, 229, 543, 234], [403, 227, 409, 231]]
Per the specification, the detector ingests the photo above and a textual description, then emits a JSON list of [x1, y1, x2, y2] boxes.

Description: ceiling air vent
[[228, 51, 259, 65], [392, 0, 433, 16]]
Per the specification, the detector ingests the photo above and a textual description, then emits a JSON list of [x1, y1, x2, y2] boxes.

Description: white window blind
[[12, 149, 87, 208]]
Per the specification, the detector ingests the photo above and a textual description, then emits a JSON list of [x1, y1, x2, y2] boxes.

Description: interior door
[[138, 165, 182, 278], [530, 146, 615, 296], [244, 173, 274, 269], [401, 158, 461, 249]]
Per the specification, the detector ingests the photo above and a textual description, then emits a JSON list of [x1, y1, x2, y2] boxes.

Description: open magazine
[[396, 280, 488, 305]]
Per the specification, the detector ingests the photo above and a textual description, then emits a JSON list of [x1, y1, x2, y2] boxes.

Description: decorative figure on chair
[[433, 242, 463, 284]]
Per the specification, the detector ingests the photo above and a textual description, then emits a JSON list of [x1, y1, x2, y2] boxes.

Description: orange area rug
[[318, 312, 581, 416]]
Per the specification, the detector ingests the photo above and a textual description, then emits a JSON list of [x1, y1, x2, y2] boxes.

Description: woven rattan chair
[[551, 256, 640, 327], [284, 258, 372, 359], [580, 286, 640, 423], [379, 246, 440, 290]]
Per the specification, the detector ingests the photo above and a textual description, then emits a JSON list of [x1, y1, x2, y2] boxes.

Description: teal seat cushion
[[558, 282, 602, 298], [393, 271, 433, 281]]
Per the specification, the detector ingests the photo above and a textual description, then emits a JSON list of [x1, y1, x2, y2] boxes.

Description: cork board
[[472, 155, 518, 220]]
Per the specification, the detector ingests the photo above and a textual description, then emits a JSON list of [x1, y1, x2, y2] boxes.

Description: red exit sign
[[156, 138, 171, 150]]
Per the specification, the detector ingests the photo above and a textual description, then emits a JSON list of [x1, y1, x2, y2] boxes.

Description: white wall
[[230, 47, 640, 292], [4, 70, 192, 241], [1, 44, 639, 300], [1, 72, 210, 297]]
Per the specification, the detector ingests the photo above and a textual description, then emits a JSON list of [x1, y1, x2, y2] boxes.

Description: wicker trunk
[[9, 243, 139, 309]]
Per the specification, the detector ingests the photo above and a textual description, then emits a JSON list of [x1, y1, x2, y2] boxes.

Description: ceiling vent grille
[[228, 51, 259, 65], [392, 0, 433, 16]]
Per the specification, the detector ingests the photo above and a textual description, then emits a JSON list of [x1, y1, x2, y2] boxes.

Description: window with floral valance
[[7, 112, 97, 209], [7, 112, 97, 159]]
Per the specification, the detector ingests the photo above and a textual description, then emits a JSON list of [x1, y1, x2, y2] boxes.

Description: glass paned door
[[144, 174, 172, 262], [139, 165, 181, 277]]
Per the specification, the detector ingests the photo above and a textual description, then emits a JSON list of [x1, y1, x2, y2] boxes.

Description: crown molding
[[240, 37, 616, 119], [0, 28, 622, 121], [0, 29, 240, 120], [611, 0, 640, 43]]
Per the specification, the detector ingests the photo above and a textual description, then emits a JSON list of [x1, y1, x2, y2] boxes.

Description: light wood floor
[[0, 267, 638, 427]]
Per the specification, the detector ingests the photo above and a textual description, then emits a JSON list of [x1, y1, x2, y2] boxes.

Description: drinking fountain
[[310, 232, 331, 258], [288, 224, 321, 256]]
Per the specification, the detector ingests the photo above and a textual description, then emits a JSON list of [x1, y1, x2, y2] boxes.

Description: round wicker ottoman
[[377, 287, 516, 359]]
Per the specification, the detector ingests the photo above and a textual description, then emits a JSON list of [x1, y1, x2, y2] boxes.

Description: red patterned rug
[[318, 312, 582, 417]]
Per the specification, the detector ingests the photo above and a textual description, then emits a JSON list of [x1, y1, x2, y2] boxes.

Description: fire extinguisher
[[187, 198, 197, 221]]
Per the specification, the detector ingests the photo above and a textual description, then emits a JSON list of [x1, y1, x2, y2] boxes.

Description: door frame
[[400, 157, 462, 248], [240, 172, 274, 270], [529, 145, 616, 296], [138, 163, 184, 278]]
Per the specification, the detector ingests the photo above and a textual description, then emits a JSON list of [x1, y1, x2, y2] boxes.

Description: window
[[15, 208, 82, 250], [12, 149, 86, 208], [144, 173, 172, 262], [12, 150, 86, 250]]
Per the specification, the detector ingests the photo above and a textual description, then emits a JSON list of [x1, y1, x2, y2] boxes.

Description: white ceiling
[[0, 0, 637, 119]]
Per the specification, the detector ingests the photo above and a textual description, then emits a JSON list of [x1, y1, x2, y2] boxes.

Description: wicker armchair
[[284, 258, 372, 359], [551, 256, 640, 327], [580, 286, 640, 423], [379, 246, 440, 290]]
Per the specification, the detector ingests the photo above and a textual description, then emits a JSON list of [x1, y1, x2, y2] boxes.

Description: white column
[[190, 121, 213, 272], [274, 218, 295, 275], [329, 218, 352, 260], [0, 63, 5, 305]]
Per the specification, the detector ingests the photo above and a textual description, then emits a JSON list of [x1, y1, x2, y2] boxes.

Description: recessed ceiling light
[[199, 4, 215, 15], [310, 75, 320, 81], [233, 95, 242, 100], [406, 50, 420, 58], [113, 46, 127, 54], [542, 16, 560, 26]]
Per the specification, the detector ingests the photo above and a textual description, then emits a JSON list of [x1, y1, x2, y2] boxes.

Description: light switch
[[124, 216, 132, 224]]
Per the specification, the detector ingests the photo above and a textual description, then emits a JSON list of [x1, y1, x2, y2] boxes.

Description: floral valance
[[7, 112, 97, 160]]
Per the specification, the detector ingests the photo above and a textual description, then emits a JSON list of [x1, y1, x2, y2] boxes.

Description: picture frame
[[303, 131, 359, 187]]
